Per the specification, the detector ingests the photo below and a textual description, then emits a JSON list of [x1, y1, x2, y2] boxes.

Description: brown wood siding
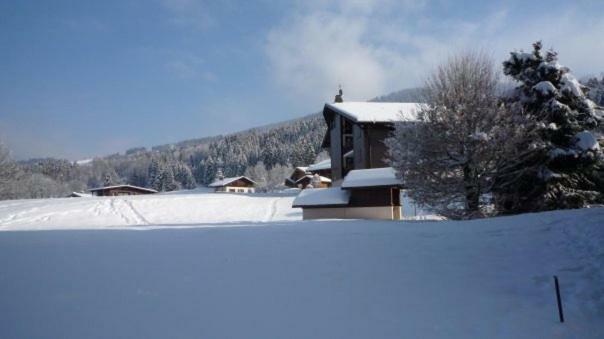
[[349, 187, 400, 207], [93, 187, 155, 196], [226, 179, 255, 187], [367, 126, 392, 168], [330, 112, 343, 181]]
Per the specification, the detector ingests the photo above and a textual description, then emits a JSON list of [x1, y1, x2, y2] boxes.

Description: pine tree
[[494, 41, 603, 213], [173, 161, 197, 189], [148, 157, 162, 191]]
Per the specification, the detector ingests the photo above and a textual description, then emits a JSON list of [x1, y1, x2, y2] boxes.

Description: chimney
[[334, 85, 343, 103]]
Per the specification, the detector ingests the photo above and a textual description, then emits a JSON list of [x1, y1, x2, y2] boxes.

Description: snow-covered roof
[[209, 176, 256, 187], [69, 192, 92, 197], [88, 184, 158, 193], [292, 187, 350, 207], [295, 175, 332, 184], [308, 158, 331, 171], [341, 167, 402, 189], [325, 102, 422, 123]]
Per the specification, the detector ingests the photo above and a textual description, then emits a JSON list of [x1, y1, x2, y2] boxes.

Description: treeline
[[0, 113, 327, 200]]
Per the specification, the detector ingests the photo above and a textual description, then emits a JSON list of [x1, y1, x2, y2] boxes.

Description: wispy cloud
[[265, 1, 604, 105]]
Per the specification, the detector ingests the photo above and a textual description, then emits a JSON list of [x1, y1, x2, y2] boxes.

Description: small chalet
[[293, 89, 422, 220], [285, 162, 332, 189], [284, 167, 309, 187], [294, 174, 331, 189], [209, 175, 256, 193], [89, 184, 158, 196], [307, 158, 331, 178]]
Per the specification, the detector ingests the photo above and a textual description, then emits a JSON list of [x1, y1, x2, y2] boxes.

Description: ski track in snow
[[121, 199, 150, 225], [263, 197, 280, 222], [0, 192, 301, 230]]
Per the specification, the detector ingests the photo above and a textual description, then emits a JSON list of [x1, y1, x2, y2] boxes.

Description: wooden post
[[554, 275, 564, 323]]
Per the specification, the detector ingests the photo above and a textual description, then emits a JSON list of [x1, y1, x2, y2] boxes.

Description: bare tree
[[387, 52, 502, 219]]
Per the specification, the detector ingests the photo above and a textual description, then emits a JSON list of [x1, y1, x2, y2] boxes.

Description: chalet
[[307, 158, 331, 178], [209, 176, 256, 193], [322, 101, 420, 184], [284, 167, 310, 187], [294, 174, 331, 189], [293, 90, 422, 220], [89, 184, 158, 196]]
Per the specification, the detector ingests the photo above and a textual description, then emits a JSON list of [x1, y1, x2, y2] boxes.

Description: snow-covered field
[[0, 190, 301, 231], [0, 193, 603, 338]]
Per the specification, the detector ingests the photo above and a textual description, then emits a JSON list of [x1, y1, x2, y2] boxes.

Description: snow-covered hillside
[[0, 205, 603, 338], [0, 190, 301, 231]]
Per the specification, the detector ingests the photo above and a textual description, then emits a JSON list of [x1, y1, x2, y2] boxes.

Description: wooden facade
[[322, 106, 394, 182], [210, 176, 256, 193], [89, 185, 157, 196]]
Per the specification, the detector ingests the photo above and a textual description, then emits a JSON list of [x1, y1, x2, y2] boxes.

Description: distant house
[[285, 164, 332, 189], [294, 174, 331, 189], [307, 158, 331, 178], [209, 176, 256, 193], [293, 92, 422, 220], [89, 184, 158, 197], [284, 167, 310, 187]]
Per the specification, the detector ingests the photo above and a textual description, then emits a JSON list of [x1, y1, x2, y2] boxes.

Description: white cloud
[[265, 2, 604, 106]]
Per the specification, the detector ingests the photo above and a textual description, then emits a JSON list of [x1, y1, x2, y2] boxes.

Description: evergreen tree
[[148, 157, 162, 191], [173, 161, 197, 189], [494, 41, 603, 213]]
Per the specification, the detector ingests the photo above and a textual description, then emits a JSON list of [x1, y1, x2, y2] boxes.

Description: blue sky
[[1, 0, 603, 160]]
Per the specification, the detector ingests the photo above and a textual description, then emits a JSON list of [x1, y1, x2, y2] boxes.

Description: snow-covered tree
[[173, 161, 197, 189], [584, 75, 604, 107], [0, 142, 21, 199], [387, 52, 502, 219], [493, 42, 603, 213], [244, 161, 268, 190]]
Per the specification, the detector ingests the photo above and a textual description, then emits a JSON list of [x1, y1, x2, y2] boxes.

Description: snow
[[0, 192, 301, 231], [533, 81, 557, 96], [341, 167, 401, 188], [469, 131, 489, 142], [69, 192, 92, 198], [208, 176, 256, 187], [514, 51, 536, 62], [575, 131, 600, 151], [75, 158, 93, 165], [292, 187, 350, 207], [1, 207, 603, 338], [560, 73, 584, 97], [296, 174, 331, 183], [308, 158, 331, 171], [326, 102, 422, 123]]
